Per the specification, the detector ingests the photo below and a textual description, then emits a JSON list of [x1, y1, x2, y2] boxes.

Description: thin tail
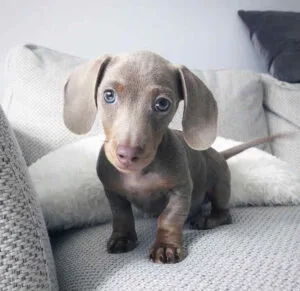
[[221, 132, 296, 160]]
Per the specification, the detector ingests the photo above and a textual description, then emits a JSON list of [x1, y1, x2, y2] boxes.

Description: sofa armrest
[[0, 106, 58, 290]]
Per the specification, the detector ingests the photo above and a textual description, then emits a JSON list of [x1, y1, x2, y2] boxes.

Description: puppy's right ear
[[63, 55, 111, 134]]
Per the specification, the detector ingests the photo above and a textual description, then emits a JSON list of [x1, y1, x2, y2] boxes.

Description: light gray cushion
[[263, 74, 300, 128], [171, 69, 270, 152], [0, 106, 58, 290], [266, 110, 300, 173], [51, 206, 300, 290], [2, 44, 103, 165], [262, 74, 300, 172]]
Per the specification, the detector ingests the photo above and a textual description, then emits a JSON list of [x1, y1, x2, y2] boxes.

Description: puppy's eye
[[103, 89, 116, 104], [154, 97, 171, 112]]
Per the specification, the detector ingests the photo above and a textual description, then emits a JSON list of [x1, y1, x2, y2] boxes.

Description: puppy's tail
[[220, 132, 296, 160]]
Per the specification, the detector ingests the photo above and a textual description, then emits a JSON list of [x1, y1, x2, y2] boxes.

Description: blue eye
[[154, 97, 171, 112], [104, 89, 116, 104]]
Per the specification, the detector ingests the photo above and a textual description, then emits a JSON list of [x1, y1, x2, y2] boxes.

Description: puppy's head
[[64, 51, 217, 173]]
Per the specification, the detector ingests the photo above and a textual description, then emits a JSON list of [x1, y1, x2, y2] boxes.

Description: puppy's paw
[[107, 232, 138, 253], [189, 211, 232, 230], [189, 216, 206, 230], [149, 242, 183, 264], [205, 213, 232, 229]]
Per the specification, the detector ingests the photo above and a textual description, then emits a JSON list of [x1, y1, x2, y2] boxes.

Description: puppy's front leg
[[150, 189, 190, 264], [105, 189, 138, 253]]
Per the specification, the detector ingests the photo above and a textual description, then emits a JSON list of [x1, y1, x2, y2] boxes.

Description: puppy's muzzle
[[116, 145, 144, 167]]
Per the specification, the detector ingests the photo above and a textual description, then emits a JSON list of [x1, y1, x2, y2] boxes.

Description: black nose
[[116, 145, 143, 164]]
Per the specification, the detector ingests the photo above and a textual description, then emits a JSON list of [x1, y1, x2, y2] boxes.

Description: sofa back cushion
[[171, 69, 270, 152], [2, 44, 104, 165], [262, 74, 300, 172], [196, 69, 269, 147], [2, 44, 269, 165]]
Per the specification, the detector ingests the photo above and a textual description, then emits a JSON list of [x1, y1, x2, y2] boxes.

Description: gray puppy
[[64, 51, 280, 263]]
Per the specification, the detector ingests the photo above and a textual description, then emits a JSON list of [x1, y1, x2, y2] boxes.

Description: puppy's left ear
[[177, 65, 218, 150]]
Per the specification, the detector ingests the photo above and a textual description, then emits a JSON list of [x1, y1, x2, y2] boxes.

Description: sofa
[[0, 44, 300, 291]]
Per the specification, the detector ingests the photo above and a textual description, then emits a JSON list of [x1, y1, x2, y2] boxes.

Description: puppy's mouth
[[104, 143, 155, 173], [114, 162, 143, 173]]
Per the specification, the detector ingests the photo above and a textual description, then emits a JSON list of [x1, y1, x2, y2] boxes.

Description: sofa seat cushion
[[51, 206, 300, 291]]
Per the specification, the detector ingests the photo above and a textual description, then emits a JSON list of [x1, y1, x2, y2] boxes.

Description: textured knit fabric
[[266, 110, 300, 173], [0, 106, 58, 290], [51, 206, 300, 291], [262, 74, 300, 128], [2, 44, 103, 166], [262, 74, 300, 173]]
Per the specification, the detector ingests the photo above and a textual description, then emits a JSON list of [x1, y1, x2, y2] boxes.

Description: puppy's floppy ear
[[63, 55, 111, 134], [178, 65, 218, 150]]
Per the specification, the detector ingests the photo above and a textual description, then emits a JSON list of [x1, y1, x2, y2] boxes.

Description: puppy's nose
[[116, 145, 143, 164]]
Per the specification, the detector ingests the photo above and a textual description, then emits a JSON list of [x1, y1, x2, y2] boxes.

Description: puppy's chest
[[116, 173, 172, 212], [122, 173, 170, 194]]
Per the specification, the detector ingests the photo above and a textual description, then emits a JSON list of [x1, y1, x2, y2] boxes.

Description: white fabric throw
[[29, 136, 300, 230]]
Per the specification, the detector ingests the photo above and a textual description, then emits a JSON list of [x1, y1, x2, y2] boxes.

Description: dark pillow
[[238, 10, 300, 83]]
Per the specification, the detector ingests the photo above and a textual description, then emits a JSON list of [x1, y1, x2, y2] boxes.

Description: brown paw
[[149, 242, 183, 264], [107, 232, 138, 253]]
